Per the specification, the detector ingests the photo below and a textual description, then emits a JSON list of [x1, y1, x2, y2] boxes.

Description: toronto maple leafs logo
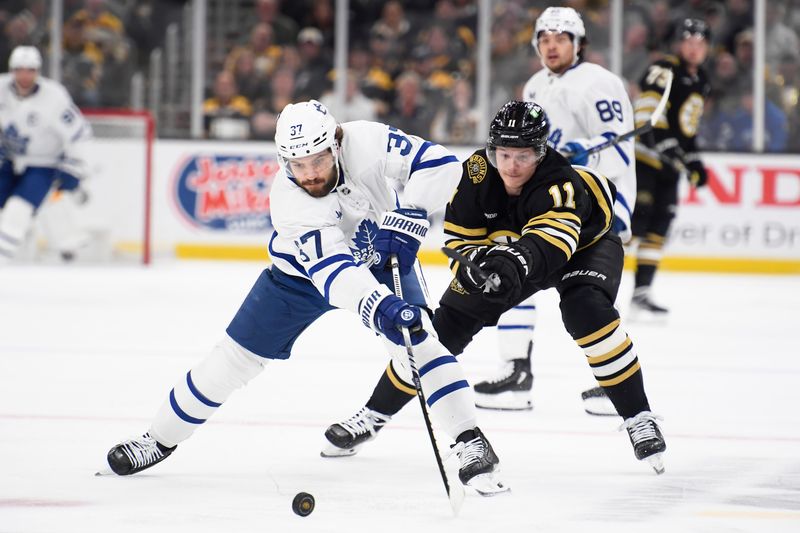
[[2, 124, 30, 155], [350, 219, 379, 264]]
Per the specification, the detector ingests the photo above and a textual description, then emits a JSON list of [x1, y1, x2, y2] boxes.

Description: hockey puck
[[292, 492, 315, 517]]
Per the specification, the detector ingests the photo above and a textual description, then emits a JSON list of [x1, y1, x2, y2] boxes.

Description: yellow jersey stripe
[[526, 229, 573, 259], [443, 221, 487, 237]]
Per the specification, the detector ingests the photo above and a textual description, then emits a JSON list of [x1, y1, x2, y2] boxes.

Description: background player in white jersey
[[103, 100, 507, 495], [0, 46, 93, 263], [471, 7, 635, 415]]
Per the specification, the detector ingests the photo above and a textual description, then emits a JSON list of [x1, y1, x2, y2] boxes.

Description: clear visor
[[487, 146, 542, 168], [283, 148, 336, 177]]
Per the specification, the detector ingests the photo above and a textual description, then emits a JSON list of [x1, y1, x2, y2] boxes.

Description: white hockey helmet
[[275, 100, 338, 163], [532, 7, 586, 65], [9, 46, 43, 70]]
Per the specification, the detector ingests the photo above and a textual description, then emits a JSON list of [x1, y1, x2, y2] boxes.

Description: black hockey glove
[[685, 156, 708, 188], [476, 243, 532, 304], [454, 245, 492, 293]]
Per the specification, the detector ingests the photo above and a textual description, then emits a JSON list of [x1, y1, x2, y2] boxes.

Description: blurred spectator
[[97, 33, 134, 107], [765, 3, 800, 71], [370, 1, 413, 65], [125, 0, 185, 70], [429, 77, 480, 144], [250, 66, 296, 140], [341, 46, 391, 118], [489, 23, 531, 115], [384, 71, 435, 138], [718, 0, 753, 53], [772, 51, 800, 151], [1, 13, 35, 70], [254, 0, 298, 46], [304, 0, 335, 48], [293, 27, 332, 101], [622, 22, 650, 82], [203, 70, 252, 139], [733, 28, 754, 73], [702, 85, 789, 152], [229, 49, 270, 109], [60, 16, 102, 106], [69, 0, 124, 46], [224, 23, 282, 79], [319, 70, 378, 123]]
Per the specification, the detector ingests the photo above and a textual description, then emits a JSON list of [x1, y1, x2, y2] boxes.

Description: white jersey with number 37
[[268, 120, 461, 314], [522, 62, 636, 228]]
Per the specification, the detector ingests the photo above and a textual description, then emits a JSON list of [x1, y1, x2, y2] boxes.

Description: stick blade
[[448, 481, 465, 516]]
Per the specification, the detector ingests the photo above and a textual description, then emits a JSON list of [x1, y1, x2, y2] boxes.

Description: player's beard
[[300, 170, 338, 198]]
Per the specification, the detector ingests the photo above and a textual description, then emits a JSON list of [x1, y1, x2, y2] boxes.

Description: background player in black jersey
[[630, 18, 712, 318], [323, 101, 667, 474]]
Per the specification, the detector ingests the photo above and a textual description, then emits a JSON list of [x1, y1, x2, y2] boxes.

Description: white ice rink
[[1, 261, 799, 533]]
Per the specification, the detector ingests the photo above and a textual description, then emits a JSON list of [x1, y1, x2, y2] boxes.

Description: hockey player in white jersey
[[471, 7, 635, 415], [104, 100, 507, 495], [0, 46, 92, 262]]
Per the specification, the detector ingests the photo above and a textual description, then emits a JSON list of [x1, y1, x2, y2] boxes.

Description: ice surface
[[1, 261, 799, 532]]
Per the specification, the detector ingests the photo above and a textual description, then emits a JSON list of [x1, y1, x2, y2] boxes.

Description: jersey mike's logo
[[173, 154, 279, 231]]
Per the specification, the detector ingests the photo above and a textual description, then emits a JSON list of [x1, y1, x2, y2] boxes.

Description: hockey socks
[[149, 335, 266, 447]]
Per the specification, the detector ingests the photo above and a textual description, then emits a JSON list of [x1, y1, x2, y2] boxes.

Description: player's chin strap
[[563, 69, 675, 163], [389, 254, 464, 516]]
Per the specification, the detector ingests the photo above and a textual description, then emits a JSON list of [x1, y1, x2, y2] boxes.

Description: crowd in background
[[1, 0, 799, 152]]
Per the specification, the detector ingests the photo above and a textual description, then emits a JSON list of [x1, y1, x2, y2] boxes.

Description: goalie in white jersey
[[0, 46, 92, 262], [472, 7, 635, 415], [104, 100, 507, 495]]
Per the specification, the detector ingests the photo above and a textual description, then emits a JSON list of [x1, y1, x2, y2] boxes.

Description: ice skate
[[620, 411, 666, 474], [580, 386, 617, 416], [473, 357, 533, 411], [629, 289, 669, 322], [450, 427, 509, 495], [321, 407, 391, 458], [102, 433, 175, 476]]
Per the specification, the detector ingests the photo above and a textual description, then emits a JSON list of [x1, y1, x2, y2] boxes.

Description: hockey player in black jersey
[[323, 101, 667, 474], [630, 18, 711, 317]]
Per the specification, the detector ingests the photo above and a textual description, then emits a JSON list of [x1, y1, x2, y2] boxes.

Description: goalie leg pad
[[150, 335, 267, 447]]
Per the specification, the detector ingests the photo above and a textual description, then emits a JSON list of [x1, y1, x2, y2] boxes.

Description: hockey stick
[[566, 69, 674, 162], [440, 246, 501, 291], [389, 254, 465, 516]]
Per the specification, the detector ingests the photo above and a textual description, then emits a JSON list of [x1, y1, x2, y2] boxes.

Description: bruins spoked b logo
[[468, 154, 487, 184]]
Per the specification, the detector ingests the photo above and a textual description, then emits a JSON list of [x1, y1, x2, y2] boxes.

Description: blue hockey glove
[[359, 286, 428, 346], [562, 141, 589, 166], [373, 208, 429, 274]]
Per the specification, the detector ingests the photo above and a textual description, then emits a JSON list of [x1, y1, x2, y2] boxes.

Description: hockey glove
[[359, 285, 427, 346], [454, 245, 492, 293], [373, 208, 430, 274], [476, 243, 532, 304], [562, 141, 590, 166], [685, 157, 708, 188]]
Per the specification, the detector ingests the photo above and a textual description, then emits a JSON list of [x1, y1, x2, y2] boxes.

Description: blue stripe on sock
[[186, 371, 222, 407], [498, 325, 534, 330], [426, 380, 470, 407], [169, 389, 206, 424], [514, 305, 536, 310], [419, 355, 457, 377]]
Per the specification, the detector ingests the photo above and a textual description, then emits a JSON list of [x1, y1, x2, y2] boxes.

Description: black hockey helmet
[[486, 101, 550, 167], [677, 18, 711, 41]]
